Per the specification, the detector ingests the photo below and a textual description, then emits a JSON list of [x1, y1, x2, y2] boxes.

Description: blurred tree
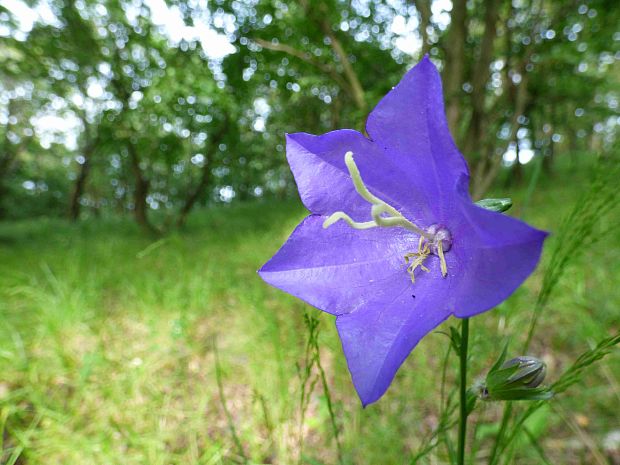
[[23, 0, 105, 220], [0, 0, 617, 224], [439, 0, 620, 196], [0, 35, 45, 218]]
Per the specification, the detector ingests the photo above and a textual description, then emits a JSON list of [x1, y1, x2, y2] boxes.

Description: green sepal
[[488, 342, 509, 373], [486, 387, 553, 401], [449, 326, 461, 352], [466, 388, 478, 414]]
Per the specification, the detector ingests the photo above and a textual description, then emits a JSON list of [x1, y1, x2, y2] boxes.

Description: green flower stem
[[457, 318, 470, 465], [488, 404, 512, 465]]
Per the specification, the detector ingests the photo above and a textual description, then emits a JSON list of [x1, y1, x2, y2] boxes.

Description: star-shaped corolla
[[258, 56, 547, 406]]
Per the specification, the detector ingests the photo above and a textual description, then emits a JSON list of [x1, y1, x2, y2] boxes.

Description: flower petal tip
[[359, 391, 382, 408], [415, 53, 439, 74]]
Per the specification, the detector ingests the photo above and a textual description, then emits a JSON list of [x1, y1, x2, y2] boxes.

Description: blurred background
[[0, 0, 619, 464]]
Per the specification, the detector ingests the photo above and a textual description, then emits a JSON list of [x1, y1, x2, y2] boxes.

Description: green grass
[[0, 176, 619, 464]]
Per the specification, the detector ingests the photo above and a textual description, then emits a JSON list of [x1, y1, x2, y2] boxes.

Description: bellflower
[[258, 56, 547, 406]]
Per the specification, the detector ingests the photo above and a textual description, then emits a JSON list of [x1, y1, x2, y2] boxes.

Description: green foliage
[[0, 177, 619, 464], [491, 333, 620, 464], [486, 158, 620, 465], [524, 159, 620, 349], [298, 314, 344, 465], [214, 336, 248, 463], [551, 333, 620, 395]]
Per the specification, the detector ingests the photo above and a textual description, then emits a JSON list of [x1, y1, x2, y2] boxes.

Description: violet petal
[[286, 131, 431, 224], [450, 201, 548, 318], [336, 272, 452, 406], [259, 215, 417, 316], [366, 55, 469, 216]]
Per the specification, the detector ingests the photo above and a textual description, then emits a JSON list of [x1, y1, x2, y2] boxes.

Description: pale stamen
[[437, 240, 448, 277], [404, 236, 431, 283]]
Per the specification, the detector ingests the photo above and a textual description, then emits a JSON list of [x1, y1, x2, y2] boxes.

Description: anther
[[404, 225, 452, 281]]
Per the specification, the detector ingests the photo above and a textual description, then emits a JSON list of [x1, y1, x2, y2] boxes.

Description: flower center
[[322, 151, 451, 283], [404, 224, 451, 282], [427, 224, 452, 254]]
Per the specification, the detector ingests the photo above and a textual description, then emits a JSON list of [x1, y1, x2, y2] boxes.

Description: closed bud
[[475, 198, 513, 213], [477, 349, 553, 402], [501, 356, 546, 388]]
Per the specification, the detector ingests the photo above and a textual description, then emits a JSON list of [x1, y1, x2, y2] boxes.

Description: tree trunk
[[176, 122, 228, 229], [0, 176, 8, 220], [127, 141, 153, 232], [0, 147, 20, 220], [443, 0, 467, 136], [320, 20, 366, 112], [544, 115, 556, 175], [543, 139, 554, 174], [298, 1, 366, 112], [68, 113, 98, 221], [472, 11, 534, 200], [0, 155, 11, 219], [68, 155, 91, 221], [511, 143, 523, 186], [0, 100, 17, 219], [176, 162, 210, 229], [330, 96, 342, 130], [472, 67, 530, 199], [462, 0, 502, 157], [109, 61, 155, 232], [413, 0, 432, 55]]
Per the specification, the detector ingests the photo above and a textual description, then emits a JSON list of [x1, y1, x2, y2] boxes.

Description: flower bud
[[501, 356, 546, 388], [478, 351, 552, 401], [475, 198, 513, 212]]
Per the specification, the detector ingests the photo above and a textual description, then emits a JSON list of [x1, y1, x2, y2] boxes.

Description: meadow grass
[[0, 171, 618, 464]]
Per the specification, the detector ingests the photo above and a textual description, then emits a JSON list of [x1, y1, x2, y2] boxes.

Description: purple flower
[[258, 56, 547, 406]]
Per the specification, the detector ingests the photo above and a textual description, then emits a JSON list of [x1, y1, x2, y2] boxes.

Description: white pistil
[[323, 152, 433, 239], [323, 151, 450, 282], [322, 212, 376, 230]]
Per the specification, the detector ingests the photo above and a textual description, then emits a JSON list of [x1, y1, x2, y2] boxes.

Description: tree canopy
[[1, 0, 618, 230]]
